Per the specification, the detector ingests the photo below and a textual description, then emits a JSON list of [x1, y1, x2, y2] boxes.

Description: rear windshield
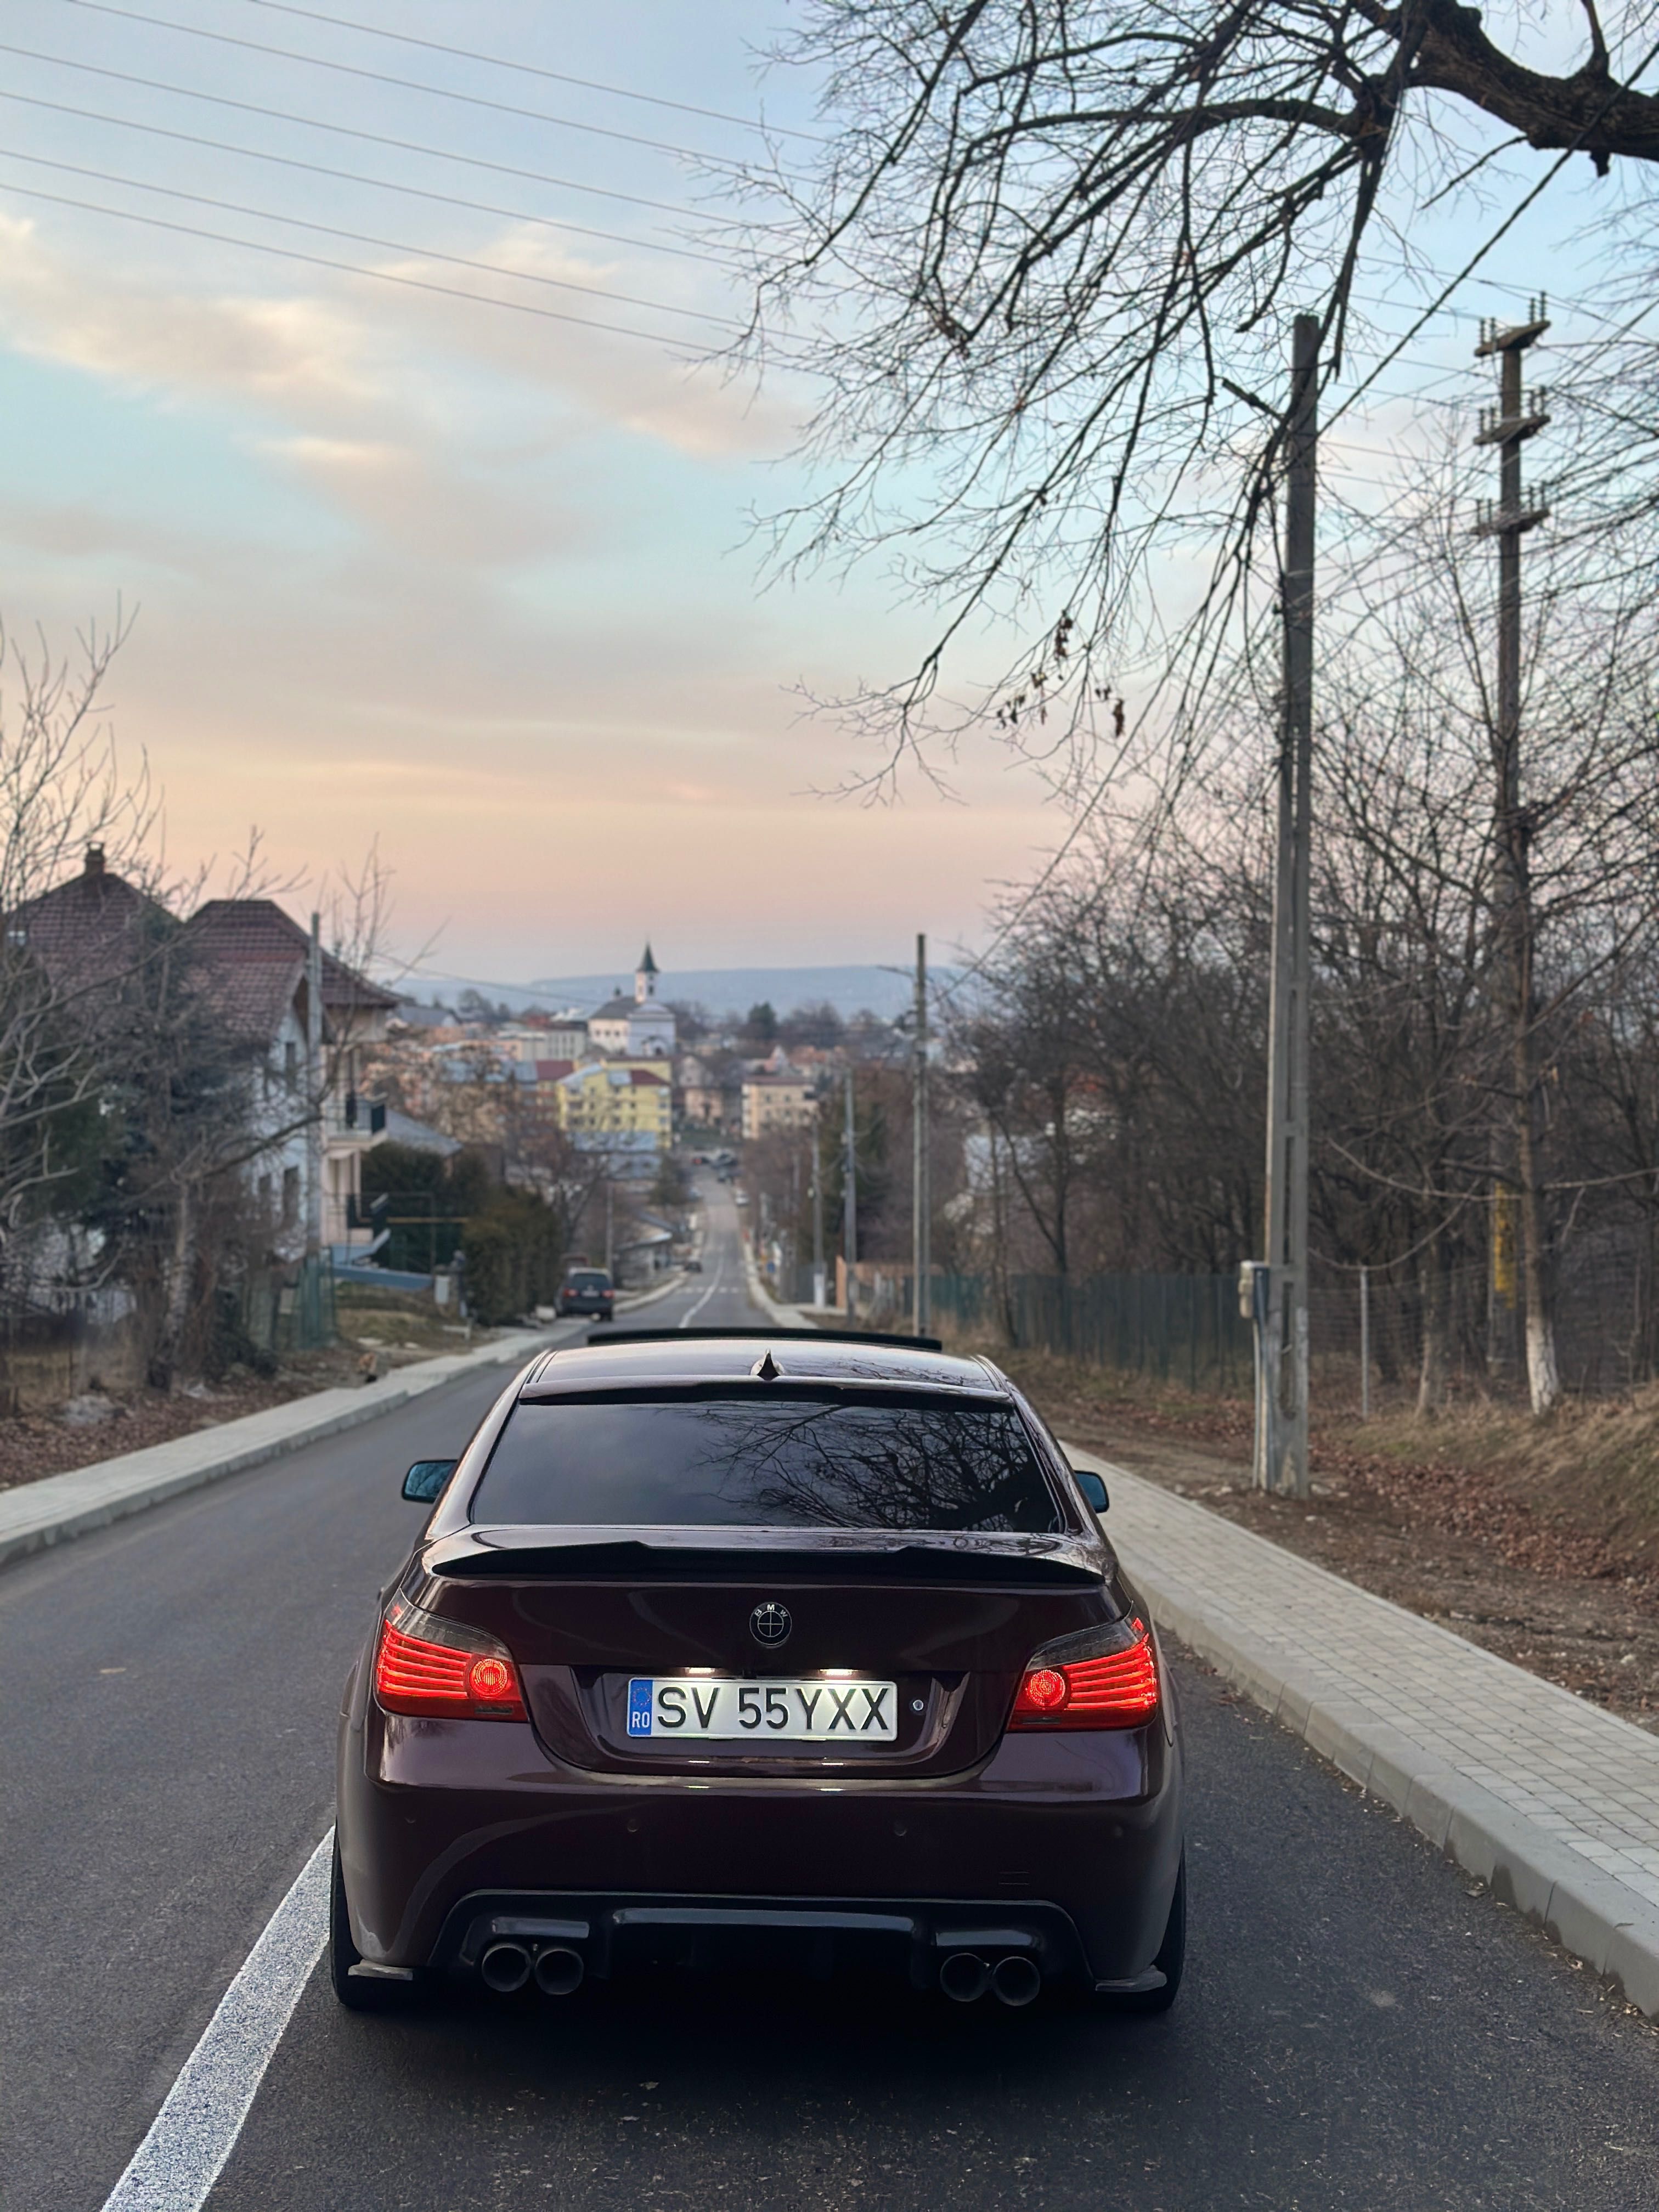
[[566, 1272, 610, 1291], [472, 1394, 1061, 1533]]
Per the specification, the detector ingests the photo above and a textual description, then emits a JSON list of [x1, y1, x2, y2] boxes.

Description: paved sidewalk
[[0, 1326, 554, 1572], [1068, 1446, 1659, 2016]]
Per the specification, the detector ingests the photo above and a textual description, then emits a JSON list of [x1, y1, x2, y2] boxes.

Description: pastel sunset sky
[[0, 0, 1611, 989]]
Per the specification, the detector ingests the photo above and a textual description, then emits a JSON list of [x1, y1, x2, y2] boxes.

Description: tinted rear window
[[472, 1395, 1060, 1533], [566, 1272, 610, 1291]]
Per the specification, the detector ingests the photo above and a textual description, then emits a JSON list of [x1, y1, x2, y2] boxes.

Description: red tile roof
[[190, 900, 399, 1013]]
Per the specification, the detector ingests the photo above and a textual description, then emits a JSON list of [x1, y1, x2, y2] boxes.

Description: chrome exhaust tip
[[991, 1955, 1042, 2008], [938, 1951, 990, 2004], [532, 1945, 585, 1997], [479, 1940, 532, 1994]]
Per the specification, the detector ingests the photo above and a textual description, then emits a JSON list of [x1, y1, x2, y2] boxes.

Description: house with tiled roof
[[12, 854, 400, 1261], [186, 900, 399, 1254]]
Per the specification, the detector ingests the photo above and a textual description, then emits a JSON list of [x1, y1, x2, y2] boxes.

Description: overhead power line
[[0, 144, 744, 328], [0, 86, 728, 265], [1323, 31, 1659, 438], [50, 0, 798, 178], [240, 0, 827, 145], [0, 40, 730, 222], [0, 178, 714, 347]]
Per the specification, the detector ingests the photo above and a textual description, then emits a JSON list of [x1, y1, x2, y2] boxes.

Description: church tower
[[635, 943, 658, 1005]]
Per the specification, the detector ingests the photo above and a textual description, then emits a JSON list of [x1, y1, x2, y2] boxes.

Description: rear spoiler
[[590, 1325, 944, 1352], [425, 1526, 1104, 1587]]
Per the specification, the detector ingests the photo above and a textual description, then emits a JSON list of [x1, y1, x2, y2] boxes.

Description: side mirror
[[403, 1458, 457, 1504], [1072, 1466, 1110, 1516]]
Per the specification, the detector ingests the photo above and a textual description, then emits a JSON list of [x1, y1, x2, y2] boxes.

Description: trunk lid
[[413, 1525, 1119, 1777]]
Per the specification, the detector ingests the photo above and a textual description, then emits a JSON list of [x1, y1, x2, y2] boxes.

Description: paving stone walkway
[[1066, 1446, 1659, 2017]]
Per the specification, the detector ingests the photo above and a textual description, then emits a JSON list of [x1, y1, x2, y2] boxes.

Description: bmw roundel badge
[[750, 1601, 792, 1646]]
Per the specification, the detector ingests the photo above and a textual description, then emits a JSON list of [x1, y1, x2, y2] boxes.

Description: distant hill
[[402, 964, 957, 1021], [529, 966, 951, 1022]]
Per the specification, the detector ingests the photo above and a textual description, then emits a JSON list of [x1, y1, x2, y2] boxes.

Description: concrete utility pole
[[306, 911, 324, 1263], [843, 1064, 857, 1321], [1474, 298, 1555, 1412], [811, 1127, 826, 1308], [911, 933, 930, 1337], [1253, 312, 1319, 1498]]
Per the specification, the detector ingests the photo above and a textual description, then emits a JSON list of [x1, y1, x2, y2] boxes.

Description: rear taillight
[[1009, 1617, 1159, 1730], [373, 1597, 526, 1721]]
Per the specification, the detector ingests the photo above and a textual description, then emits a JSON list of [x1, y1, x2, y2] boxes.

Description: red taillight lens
[[374, 1606, 526, 1721], [1009, 1618, 1159, 1730]]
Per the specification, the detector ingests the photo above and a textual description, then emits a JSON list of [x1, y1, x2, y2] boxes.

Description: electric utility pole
[[811, 1126, 825, 1308], [306, 911, 324, 1263], [912, 932, 930, 1337], [843, 1064, 857, 1321], [1252, 312, 1318, 1498], [1474, 298, 1554, 1412]]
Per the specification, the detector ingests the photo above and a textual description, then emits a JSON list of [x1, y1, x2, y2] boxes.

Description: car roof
[[520, 1333, 1006, 1398]]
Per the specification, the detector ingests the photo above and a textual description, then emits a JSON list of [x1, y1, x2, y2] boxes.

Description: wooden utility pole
[[912, 933, 930, 1336], [1474, 298, 1555, 1413], [1255, 313, 1319, 1497]]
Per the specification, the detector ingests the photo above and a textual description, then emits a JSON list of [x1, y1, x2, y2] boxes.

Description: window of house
[[281, 1166, 299, 1225], [284, 1040, 298, 1087]]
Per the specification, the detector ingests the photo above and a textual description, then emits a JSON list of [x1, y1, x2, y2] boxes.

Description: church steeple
[[635, 943, 658, 1003]]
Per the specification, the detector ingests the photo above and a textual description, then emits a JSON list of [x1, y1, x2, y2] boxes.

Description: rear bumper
[[338, 1686, 1183, 1986], [430, 1890, 1161, 1993]]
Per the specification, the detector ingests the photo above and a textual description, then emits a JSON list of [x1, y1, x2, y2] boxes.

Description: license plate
[[627, 1677, 898, 1741]]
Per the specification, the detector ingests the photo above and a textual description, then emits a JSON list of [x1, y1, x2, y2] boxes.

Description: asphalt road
[[5, 1181, 1657, 2211]]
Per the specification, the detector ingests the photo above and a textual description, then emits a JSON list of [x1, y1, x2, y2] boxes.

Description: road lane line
[[679, 1263, 725, 1326], [100, 1831, 331, 2212]]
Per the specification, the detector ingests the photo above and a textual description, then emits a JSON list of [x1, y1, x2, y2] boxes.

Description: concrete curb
[[1066, 1445, 1659, 2019], [0, 1328, 555, 1575]]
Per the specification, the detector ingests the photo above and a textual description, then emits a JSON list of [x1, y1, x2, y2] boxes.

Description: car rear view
[[333, 1334, 1184, 2013], [556, 1268, 613, 1320]]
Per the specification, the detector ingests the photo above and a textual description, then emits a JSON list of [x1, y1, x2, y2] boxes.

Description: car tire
[[329, 1836, 416, 2012], [1108, 1849, 1186, 2016]]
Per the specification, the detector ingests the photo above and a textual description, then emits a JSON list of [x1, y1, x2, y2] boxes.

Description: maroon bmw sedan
[[331, 1330, 1185, 2013]]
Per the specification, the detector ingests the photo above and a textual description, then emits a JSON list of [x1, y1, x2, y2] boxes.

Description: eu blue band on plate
[[627, 1678, 653, 1736]]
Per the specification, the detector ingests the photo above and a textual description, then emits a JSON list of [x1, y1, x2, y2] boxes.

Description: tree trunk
[[147, 1182, 196, 1392], [1417, 1240, 1449, 1417], [1511, 919, 1560, 1414]]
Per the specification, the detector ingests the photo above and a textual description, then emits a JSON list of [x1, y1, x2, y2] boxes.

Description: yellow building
[[554, 1060, 672, 1150]]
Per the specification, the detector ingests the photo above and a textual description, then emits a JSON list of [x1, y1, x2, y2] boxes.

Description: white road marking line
[[679, 1262, 725, 1326], [101, 1830, 332, 2212]]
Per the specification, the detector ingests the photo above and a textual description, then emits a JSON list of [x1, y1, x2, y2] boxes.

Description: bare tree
[[736, 2, 1659, 782]]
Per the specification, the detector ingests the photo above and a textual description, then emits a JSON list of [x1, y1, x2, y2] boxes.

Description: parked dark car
[[556, 1268, 614, 1320], [332, 1330, 1185, 2015]]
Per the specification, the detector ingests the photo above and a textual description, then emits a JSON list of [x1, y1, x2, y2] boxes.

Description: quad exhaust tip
[[991, 1954, 1042, 2008], [939, 1951, 989, 2003], [939, 1950, 1042, 2007], [533, 1945, 585, 1997], [479, 1941, 531, 1994]]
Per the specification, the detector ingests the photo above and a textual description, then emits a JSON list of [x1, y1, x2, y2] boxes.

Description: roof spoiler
[[586, 1325, 944, 1352]]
